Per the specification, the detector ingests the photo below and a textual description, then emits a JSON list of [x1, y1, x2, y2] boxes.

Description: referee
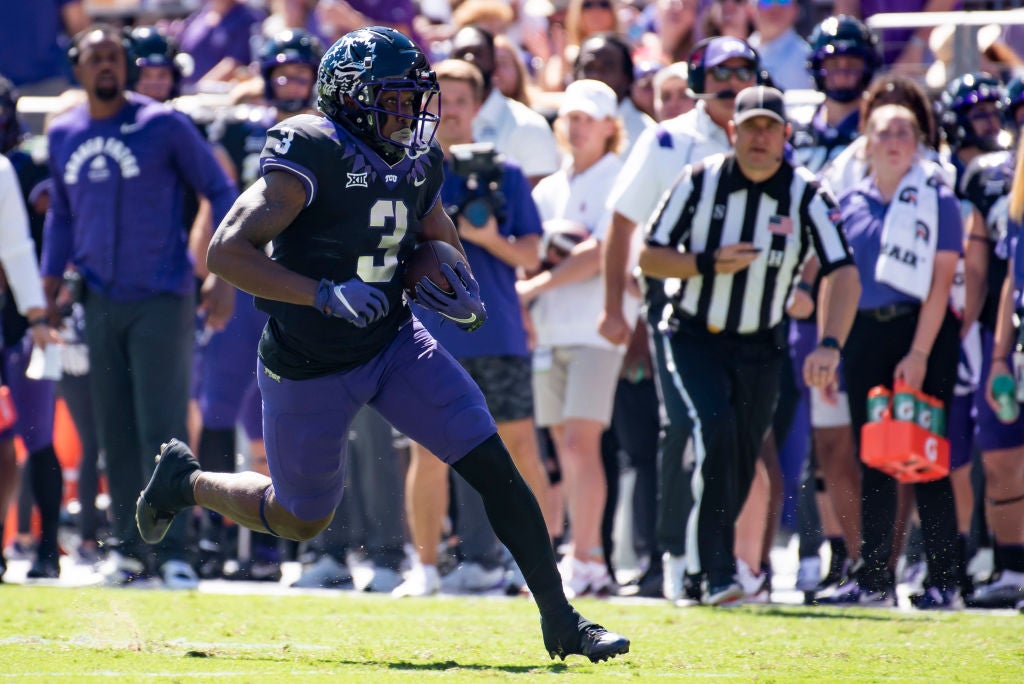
[[638, 86, 861, 605]]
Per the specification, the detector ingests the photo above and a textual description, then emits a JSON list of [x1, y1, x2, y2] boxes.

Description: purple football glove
[[415, 261, 487, 332], [313, 277, 389, 328]]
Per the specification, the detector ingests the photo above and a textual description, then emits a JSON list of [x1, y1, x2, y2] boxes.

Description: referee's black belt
[[668, 311, 785, 346], [858, 302, 919, 322]]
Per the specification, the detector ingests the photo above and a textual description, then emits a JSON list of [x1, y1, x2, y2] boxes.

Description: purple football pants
[[258, 317, 496, 521]]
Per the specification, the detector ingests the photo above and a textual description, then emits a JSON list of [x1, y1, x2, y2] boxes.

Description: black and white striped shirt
[[646, 153, 853, 334]]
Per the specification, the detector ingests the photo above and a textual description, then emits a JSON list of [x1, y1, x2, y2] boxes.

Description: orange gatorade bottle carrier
[[860, 381, 950, 483]]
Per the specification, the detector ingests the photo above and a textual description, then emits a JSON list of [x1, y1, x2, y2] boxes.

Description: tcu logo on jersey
[[385, 174, 398, 184]]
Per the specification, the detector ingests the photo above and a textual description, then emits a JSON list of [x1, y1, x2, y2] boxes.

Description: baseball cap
[[703, 37, 758, 69], [559, 79, 619, 119], [733, 85, 786, 125]]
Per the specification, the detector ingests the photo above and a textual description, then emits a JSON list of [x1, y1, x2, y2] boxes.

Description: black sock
[[451, 434, 570, 619], [29, 445, 63, 562], [828, 537, 847, 560], [198, 427, 236, 473]]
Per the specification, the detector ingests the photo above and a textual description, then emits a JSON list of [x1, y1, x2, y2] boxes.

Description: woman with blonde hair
[[517, 79, 635, 597], [825, 104, 964, 609]]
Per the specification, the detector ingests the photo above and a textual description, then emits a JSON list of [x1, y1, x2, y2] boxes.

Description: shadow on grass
[[749, 606, 931, 622], [347, 659, 569, 673]]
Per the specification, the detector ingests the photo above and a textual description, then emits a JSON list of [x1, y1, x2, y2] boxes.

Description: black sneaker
[[541, 608, 630, 663], [26, 558, 61, 580], [135, 439, 200, 544]]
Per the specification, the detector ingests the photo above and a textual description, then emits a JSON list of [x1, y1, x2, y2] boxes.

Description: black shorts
[[459, 355, 534, 423]]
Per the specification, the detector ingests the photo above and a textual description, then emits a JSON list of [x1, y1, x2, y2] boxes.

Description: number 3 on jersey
[[358, 199, 408, 283]]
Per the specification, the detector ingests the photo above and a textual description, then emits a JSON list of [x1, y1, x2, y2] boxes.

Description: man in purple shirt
[[40, 25, 237, 588]]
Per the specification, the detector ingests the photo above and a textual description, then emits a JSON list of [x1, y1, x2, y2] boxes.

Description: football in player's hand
[[402, 240, 466, 301]]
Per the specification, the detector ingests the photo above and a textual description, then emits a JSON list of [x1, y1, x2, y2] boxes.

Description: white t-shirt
[[474, 89, 559, 179], [0, 154, 45, 314], [531, 153, 639, 349], [617, 98, 655, 159], [608, 101, 732, 227]]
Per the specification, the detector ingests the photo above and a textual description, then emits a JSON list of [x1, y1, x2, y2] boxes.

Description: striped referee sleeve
[[646, 163, 701, 249], [799, 170, 853, 274]]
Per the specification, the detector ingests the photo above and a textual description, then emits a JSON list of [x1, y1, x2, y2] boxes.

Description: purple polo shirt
[[177, 2, 265, 83], [839, 175, 962, 310], [0, 0, 76, 86], [858, 0, 964, 65], [42, 93, 237, 301]]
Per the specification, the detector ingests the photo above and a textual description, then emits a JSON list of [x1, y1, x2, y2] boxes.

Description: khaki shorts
[[532, 345, 623, 427]]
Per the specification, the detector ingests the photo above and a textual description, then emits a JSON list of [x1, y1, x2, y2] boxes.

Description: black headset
[[687, 37, 768, 96]]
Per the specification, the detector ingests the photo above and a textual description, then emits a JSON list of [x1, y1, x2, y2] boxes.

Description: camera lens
[[462, 198, 491, 227]]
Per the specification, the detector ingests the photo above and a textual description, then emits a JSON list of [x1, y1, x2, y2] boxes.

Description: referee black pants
[[662, 318, 785, 587], [843, 308, 960, 593]]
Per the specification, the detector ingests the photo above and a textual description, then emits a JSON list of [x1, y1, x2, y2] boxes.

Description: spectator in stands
[[177, 0, 265, 87], [41, 25, 237, 588], [539, 0, 623, 91], [0, 0, 88, 96], [574, 32, 655, 155], [652, 61, 693, 121], [748, 0, 813, 91], [316, 0, 417, 43], [702, 0, 754, 41], [638, 0, 700, 65], [450, 25, 559, 185], [832, 0, 959, 74], [518, 79, 635, 598]]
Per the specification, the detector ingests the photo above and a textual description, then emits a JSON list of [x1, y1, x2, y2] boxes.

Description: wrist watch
[[819, 336, 841, 353]]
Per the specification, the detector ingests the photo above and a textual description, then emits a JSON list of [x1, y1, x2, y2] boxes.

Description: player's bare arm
[[598, 212, 637, 345], [420, 199, 472, 264], [207, 170, 317, 306]]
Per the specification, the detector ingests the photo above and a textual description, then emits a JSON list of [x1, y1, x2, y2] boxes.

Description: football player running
[[135, 26, 629, 662]]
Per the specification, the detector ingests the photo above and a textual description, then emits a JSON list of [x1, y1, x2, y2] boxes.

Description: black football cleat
[[136, 439, 200, 544], [542, 609, 630, 663]]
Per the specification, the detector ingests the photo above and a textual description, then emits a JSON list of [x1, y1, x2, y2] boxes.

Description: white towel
[[875, 161, 942, 302]]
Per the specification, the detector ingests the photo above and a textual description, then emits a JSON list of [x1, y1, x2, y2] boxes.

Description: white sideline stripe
[[660, 334, 706, 577]]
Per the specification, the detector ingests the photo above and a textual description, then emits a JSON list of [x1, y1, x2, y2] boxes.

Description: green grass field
[[1, 587, 1021, 682]]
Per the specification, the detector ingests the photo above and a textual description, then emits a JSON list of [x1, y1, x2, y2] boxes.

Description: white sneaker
[[586, 561, 614, 597], [160, 559, 199, 590], [440, 562, 505, 594], [100, 552, 160, 588], [558, 556, 592, 599], [662, 552, 686, 602], [291, 554, 351, 589], [360, 566, 402, 593], [796, 556, 822, 592], [737, 559, 769, 603], [392, 563, 441, 597]]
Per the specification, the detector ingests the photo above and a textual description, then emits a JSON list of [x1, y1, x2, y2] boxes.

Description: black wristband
[[27, 316, 48, 328], [796, 281, 813, 295], [696, 251, 716, 278], [819, 336, 842, 353]]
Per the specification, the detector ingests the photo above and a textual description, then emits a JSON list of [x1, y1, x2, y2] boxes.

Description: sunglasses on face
[[582, 0, 613, 9], [708, 65, 756, 83]]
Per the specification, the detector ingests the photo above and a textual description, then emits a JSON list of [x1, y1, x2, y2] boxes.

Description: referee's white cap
[[733, 86, 786, 125]]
